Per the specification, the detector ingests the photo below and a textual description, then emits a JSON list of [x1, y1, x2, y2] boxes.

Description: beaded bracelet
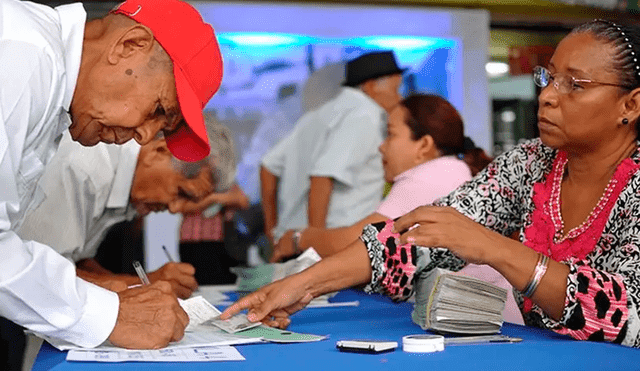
[[521, 253, 549, 298]]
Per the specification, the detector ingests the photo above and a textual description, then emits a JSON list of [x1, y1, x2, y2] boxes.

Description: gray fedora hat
[[343, 50, 407, 87]]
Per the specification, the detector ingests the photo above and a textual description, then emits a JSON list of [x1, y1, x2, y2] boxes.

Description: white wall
[[193, 1, 492, 152], [144, 212, 182, 271]]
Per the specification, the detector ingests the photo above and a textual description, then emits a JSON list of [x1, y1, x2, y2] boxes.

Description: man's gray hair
[[173, 114, 237, 192], [204, 113, 236, 192], [357, 74, 394, 91]]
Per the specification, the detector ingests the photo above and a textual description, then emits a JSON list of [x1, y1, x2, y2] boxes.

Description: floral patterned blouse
[[361, 138, 640, 347]]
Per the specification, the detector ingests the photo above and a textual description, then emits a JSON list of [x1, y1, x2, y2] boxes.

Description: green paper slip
[[231, 265, 276, 292], [233, 325, 327, 343]]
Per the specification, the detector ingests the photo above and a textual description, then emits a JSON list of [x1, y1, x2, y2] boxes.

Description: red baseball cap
[[111, 0, 223, 162]]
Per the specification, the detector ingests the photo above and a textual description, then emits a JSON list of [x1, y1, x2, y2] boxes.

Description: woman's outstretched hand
[[220, 274, 314, 329]]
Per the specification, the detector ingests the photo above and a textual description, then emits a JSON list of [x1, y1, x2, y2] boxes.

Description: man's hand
[[220, 274, 314, 329], [148, 262, 198, 299], [108, 282, 189, 349], [269, 229, 297, 263]]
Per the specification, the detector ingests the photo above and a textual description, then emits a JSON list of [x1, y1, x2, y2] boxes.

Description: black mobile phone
[[336, 340, 398, 354]]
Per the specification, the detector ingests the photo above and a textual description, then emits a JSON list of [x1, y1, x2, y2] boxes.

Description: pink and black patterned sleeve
[[549, 261, 629, 343], [360, 219, 466, 302], [360, 219, 418, 301]]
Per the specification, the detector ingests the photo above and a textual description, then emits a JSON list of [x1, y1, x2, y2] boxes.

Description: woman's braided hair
[[571, 20, 640, 136], [571, 19, 640, 91]]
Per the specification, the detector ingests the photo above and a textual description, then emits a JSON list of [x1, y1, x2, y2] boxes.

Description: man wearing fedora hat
[[261, 51, 405, 255], [0, 0, 223, 351]]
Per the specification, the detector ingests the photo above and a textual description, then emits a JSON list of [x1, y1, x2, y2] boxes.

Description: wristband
[[521, 253, 549, 298], [292, 230, 303, 254]]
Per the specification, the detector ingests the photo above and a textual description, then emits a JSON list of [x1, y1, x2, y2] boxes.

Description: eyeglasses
[[533, 66, 627, 95]]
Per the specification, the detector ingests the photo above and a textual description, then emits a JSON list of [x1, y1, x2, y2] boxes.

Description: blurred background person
[[236, 62, 345, 205], [16, 126, 225, 298], [231, 63, 347, 263], [261, 51, 405, 249], [18, 115, 244, 298], [178, 115, 251, 285]]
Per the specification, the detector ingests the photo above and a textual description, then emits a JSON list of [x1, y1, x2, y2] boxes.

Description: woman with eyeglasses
[[222, 19, 640, 347]]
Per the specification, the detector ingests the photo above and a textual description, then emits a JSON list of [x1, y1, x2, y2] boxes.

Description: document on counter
[[35, 296, 263, 352], [180, 295, 223, 331], [232, 324, 328, 343], [40, 327, 263, 352], [66, 345, 245, 362]]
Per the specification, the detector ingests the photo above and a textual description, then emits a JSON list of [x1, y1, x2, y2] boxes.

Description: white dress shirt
[[18, 132, 140, 263], [0, 0, 119, 348], [262, 87, 386, 240]]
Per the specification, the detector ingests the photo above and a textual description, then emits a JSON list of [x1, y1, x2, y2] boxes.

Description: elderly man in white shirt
[[0, 0, 223, 349], [261, 51, 404, 250]]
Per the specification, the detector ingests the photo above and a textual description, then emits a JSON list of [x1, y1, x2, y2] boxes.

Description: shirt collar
[[106, 141, 141, 209], [393, 156, 459, 182], [340, 86, 387, 121], [342, 87, 383, 109], [56, 3, 86, 114]]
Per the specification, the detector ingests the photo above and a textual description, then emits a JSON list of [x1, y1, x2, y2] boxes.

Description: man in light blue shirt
[[261, 51, 405, 252]]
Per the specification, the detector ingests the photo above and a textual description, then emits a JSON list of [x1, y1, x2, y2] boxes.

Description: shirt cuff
[[361, 223, 386, 295], [63, 280, 119, 348]]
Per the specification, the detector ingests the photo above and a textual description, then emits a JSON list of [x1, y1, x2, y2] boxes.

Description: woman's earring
[[623, 118, 630, 125]]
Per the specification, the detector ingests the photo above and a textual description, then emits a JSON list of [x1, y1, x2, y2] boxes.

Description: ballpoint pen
[[132, 260, 151, 285], [162, 245, 176, 263], [444, 335, 522, 345]]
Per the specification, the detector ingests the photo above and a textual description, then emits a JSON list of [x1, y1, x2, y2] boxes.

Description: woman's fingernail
[[407, 236, 416, 244]]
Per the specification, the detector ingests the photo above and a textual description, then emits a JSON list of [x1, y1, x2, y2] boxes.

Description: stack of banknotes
[[411, 268, 508, 335]]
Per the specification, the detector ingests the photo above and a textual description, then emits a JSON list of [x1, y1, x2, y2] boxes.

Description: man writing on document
[[17, 117, 244, 299], [0, 0, 223, 349]]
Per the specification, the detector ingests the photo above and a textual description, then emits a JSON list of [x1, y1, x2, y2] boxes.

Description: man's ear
[[139, 139, 170, 166], [107, 25, 155, 65], [360, 80, 375, 96]]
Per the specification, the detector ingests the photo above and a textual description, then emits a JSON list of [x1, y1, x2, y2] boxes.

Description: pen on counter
[[444, 335, 522, 345], [161, 245, 175, 263], [132, 260, 150, 285]]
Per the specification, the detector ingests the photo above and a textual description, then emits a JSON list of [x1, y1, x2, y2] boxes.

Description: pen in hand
[[162, 245, 176, 263], [132, 260, 151, 285]]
